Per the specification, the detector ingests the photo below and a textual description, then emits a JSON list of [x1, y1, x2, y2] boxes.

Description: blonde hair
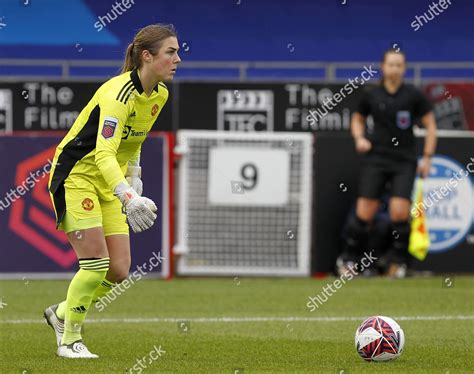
[[121, 24, 177, 73]]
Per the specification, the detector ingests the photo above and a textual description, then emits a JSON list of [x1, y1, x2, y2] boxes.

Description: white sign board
[[217, 90, 274, 131], [0, 89, 13, 133], [208, 147, 289, 206]]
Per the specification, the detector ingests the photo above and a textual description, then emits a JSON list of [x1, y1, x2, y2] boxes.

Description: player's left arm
[[416, 91, 437, 178], [126, 146, 143, 195], [95, 94, 131, 191]]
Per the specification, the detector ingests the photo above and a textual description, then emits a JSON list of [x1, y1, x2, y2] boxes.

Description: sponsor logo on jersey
[[396, 110, 411, 129], [122, 125, 132, 140], [130, 129, 148, 137], [81, 198, 94, 211], [423, 155, 473, 253], [122, 125, 148, 140], [101, 117, 118, 139], [151, 104, 159, 116]]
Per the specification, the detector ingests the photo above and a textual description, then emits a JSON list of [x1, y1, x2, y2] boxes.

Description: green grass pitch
[[0, 276, 473, 373]]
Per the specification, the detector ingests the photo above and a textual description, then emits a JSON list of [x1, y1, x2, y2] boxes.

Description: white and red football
[[355, 316, 405, 362]]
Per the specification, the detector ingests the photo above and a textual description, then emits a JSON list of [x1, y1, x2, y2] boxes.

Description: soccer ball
[[355, 316, 405, 362]]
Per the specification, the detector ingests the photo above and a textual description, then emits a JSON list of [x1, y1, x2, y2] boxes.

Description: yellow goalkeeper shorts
[[50, 174, 129, 236]]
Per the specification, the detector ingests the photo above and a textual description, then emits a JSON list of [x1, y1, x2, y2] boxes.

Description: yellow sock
[[92, 279, 115, 304], [56, 301, 66, 320], [61, 257, 110, 345], [56, 278, 115, 319]]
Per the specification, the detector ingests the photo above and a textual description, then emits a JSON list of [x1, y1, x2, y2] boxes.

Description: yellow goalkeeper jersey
[[49, 68, 168, 202]]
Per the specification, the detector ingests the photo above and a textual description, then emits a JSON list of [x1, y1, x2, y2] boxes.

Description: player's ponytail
[[122, 42, 135, 73], [121, 24, 177, 73]]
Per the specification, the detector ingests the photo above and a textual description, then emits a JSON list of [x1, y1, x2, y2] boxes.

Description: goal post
[[174, 130, 313, 276]]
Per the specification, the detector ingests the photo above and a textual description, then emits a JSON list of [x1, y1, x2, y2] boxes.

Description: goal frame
[[173, 130, 313, 276]]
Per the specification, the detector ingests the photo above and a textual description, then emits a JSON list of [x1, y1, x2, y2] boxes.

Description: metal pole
[[62, 61, 70, 79], [413, 64, 422, 87], [326, 64, 336, 82], [239, 63, 247, 81]]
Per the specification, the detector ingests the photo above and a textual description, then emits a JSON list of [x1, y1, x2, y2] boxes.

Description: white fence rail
[[1, 59, 474, 84]]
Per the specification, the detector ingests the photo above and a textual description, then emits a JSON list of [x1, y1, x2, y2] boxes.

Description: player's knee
[[389, 198, 411, 221], [390, 210, 410, 222]]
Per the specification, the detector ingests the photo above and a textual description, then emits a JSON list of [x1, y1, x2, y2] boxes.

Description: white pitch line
[[1, 315, 473, 324]]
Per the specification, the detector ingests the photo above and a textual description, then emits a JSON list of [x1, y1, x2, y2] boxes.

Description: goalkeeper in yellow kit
[[43, 24, 180, 358]]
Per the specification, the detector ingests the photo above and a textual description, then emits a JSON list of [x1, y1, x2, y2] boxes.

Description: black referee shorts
[[358, 154, 417, 200]]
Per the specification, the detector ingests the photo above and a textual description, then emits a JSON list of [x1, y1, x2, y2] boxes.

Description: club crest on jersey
[[101, 117, 118, 139], [151, 104, 159, 116], [82, 198, 94, 211], [396, 111, 411, 129], [122, 125, 132, 140]]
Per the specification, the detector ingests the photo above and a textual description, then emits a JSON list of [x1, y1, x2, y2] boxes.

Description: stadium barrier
[[0, 133, 174, 279], [1, 59, 474, 83], [1, 81, 474, 133]]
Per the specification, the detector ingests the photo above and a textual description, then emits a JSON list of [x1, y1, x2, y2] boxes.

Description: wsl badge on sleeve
[[396, 111, 411, 129], [101, 117, 118, 139]]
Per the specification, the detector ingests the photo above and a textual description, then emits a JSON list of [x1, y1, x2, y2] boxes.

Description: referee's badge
[[101, 117, 118, 139], [396, 111, 411, 129]]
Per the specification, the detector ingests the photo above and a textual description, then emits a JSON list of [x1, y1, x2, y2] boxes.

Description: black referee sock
[[388, 221, 410, 264], [343, 215, 370, 261]]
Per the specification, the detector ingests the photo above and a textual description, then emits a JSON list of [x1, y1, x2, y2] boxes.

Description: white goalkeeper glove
[[125, 164, 143, 196], [114, 182, 157, 233]]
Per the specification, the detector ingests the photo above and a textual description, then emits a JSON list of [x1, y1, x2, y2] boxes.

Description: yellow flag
[[409, 179, 430, 260]]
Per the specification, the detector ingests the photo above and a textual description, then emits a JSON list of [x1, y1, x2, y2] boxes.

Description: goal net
[[174, 130, 313, 276]]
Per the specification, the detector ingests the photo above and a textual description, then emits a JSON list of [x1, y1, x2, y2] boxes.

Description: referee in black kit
[[337, 49, 437, 278]]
